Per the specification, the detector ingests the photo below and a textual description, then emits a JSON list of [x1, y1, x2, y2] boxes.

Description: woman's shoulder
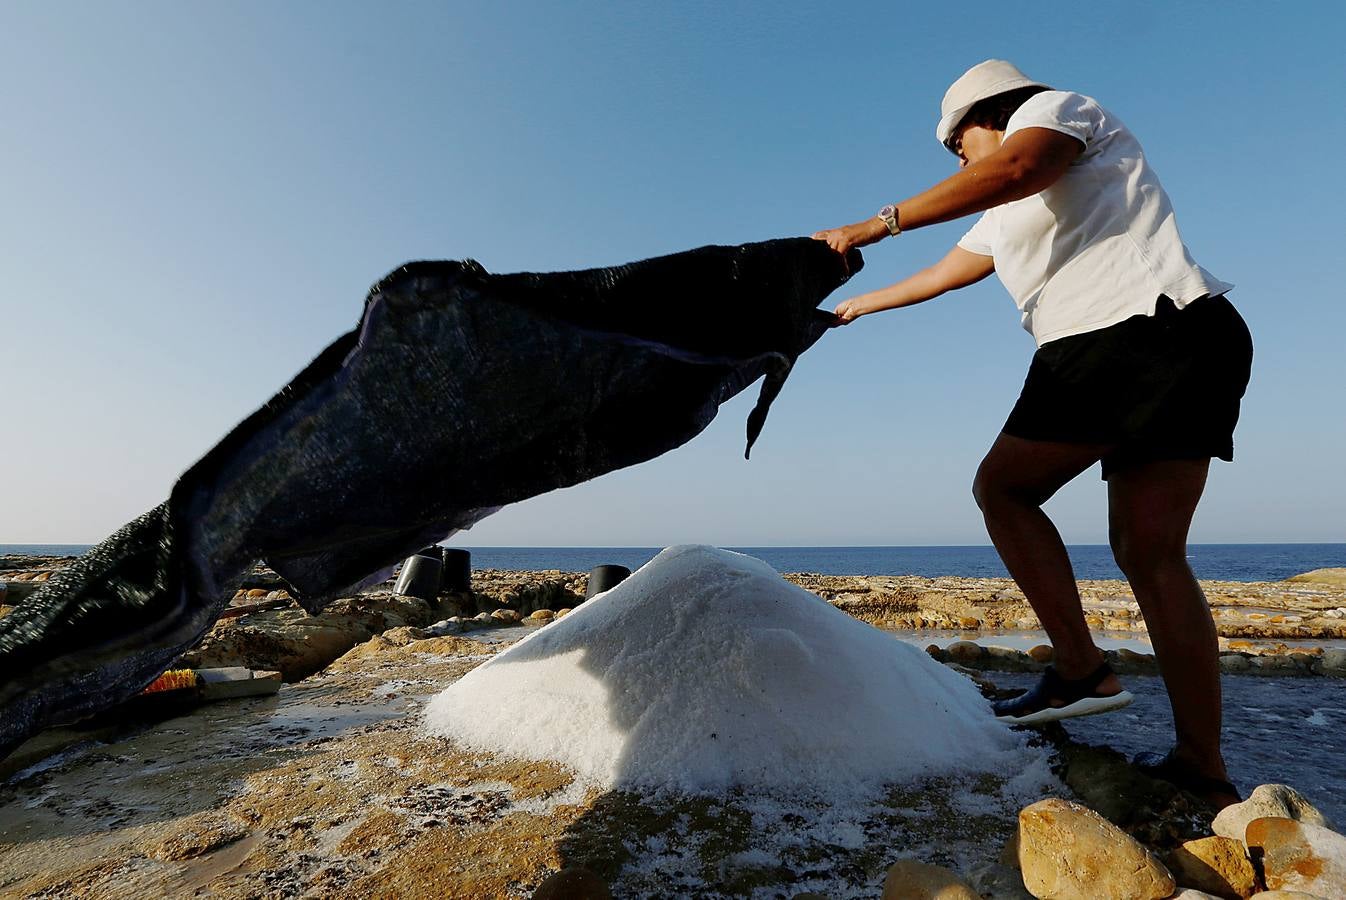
[[1007, 90, 1117, 149], [1012, 89, 1104, 122]]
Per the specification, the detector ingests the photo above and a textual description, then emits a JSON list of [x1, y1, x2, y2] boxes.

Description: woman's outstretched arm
[[813, 127, 1084, 256], [833, 246, 994, 324]]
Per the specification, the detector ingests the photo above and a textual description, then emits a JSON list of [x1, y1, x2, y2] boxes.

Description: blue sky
[[2, 2, 1342, 546]]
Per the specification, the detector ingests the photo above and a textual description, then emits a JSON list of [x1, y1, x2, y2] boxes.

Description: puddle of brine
[[160, 832, 260, 895], [880, 628, 1346, 653], [880, 628, 1155, 653]]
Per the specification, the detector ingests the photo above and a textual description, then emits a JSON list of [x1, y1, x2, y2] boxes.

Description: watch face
[[879, 205, 896, 218]]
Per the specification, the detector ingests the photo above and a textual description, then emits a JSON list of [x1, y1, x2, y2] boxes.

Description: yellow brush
[[141, 669, 199, 694]]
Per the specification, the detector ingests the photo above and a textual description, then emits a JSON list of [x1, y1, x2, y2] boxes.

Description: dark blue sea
[[4, 543, 1343, 583]]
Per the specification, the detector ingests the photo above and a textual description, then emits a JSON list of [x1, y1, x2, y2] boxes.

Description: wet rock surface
[[0, 623, 1047, 898], [5, 556, 1346, 896], [1, 617, 1341, 897]]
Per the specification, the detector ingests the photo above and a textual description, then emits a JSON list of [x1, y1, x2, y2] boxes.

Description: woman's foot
[[1133, 746, 1242, 812], [992, 661, 1134, 725]]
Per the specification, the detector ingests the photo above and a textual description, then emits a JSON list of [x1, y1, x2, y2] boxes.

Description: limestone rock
[[1252, 655, 1302, 674], [946, 662, 998, 694], [1286, 567, 1346, 586], [421, 617, 466, 636], [491, 608, 522, 623], [1212, 784, 1335, 842], [945, 640, 983, 663], [1245, 816, 1346, 896], [880, 859, 979, 899], [505, 579, 584, 615], [1165, 836, 1258, 898], [145, 811, 248, 861], [531, 867, 612, 899], [1027, 644, 1054, 663], [965, 861, 1033, 898], [1114, 647, 1156, 670], [1318, 647, 1346, 675], [1168, 891, 1223, 899], [530, 608, 556, 621], [1017, 797, 1175, 900], [1247, 892, 1327, 899]]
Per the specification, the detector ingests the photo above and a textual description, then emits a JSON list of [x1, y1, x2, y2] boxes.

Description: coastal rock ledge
[[1287, 567, 1346, 586]]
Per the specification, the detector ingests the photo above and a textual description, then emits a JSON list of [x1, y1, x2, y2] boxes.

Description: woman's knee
[[1111, 526, 1188, 583], [973, 462, 1048, 513], [971, 462, 1003, 512]]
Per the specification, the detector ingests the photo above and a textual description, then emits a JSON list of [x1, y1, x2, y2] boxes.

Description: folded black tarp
[[0, 237, 860, 757]]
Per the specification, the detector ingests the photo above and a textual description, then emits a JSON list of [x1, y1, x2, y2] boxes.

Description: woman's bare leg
[[973, 433, 1121, 692], [1107, 458, 1234, 803]]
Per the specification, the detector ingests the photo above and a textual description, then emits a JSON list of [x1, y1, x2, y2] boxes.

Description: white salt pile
[[423, 545, 1037, 796]]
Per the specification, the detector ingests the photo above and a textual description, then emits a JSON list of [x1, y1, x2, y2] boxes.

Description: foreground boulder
[[531, 867, 612, 899], [1212, 784, 1335, 842], [1165, 835, 1258, 898], [1245, 816, 1346, 896], [1016, 798, 1175, 899], [880, 859, 979, 899]]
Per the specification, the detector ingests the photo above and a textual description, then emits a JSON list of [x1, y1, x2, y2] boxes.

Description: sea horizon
[[6, 540, 1344, 550], [5, 542, 1343, 583]]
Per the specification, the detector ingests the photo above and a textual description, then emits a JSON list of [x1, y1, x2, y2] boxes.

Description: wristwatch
[[877, 204, 901, 236]]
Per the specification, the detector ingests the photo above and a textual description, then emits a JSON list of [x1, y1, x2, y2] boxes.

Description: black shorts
[[1002, 295, 1253, 480]]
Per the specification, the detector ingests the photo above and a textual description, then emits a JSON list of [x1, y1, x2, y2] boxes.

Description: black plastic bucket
[[585, 564, 631, 600], [394, 547, 443, 601], [441, 548, 472, 593]]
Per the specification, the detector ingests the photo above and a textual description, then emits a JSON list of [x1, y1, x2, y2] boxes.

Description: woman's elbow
[[1002, 154, 1069, 198]]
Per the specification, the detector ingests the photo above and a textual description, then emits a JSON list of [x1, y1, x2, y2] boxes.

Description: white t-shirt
[[957, 90, 1232, 346]]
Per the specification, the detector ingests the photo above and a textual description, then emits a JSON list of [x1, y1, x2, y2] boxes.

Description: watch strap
[[877, 204, 901, 236]]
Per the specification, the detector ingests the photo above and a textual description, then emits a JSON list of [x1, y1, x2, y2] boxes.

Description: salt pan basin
[[424, 545, 1035, 796]]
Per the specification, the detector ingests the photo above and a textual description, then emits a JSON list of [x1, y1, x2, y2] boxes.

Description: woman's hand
[[832, 294, 871, 325], [830, 246, 996, 327], [811, 218, 889, 264]]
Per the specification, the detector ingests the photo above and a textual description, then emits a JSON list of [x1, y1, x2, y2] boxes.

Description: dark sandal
[[991, 662, 1134, 725], [1133, 748, 1242, 804]]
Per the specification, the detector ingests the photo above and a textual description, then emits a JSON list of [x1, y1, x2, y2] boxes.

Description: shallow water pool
[[993, 670, 1346, 826], [882, 627, 1346, 653], [883, 628, 1156, 654]]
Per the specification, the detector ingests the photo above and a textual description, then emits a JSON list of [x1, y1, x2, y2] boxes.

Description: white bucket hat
[[936, 59, 1050, 148]]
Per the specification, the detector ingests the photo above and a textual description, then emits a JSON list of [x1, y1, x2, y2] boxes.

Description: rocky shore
[[2, 613, 1342, 897], [3, 555, 1345, 897], [6, 556, 1344, 685]]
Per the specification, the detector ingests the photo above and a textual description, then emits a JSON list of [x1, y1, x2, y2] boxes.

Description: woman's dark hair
[[943, 85, 1052, 154]]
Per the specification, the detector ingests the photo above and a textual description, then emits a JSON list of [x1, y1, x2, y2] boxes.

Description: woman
[[813, 60, 1252, 810]]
